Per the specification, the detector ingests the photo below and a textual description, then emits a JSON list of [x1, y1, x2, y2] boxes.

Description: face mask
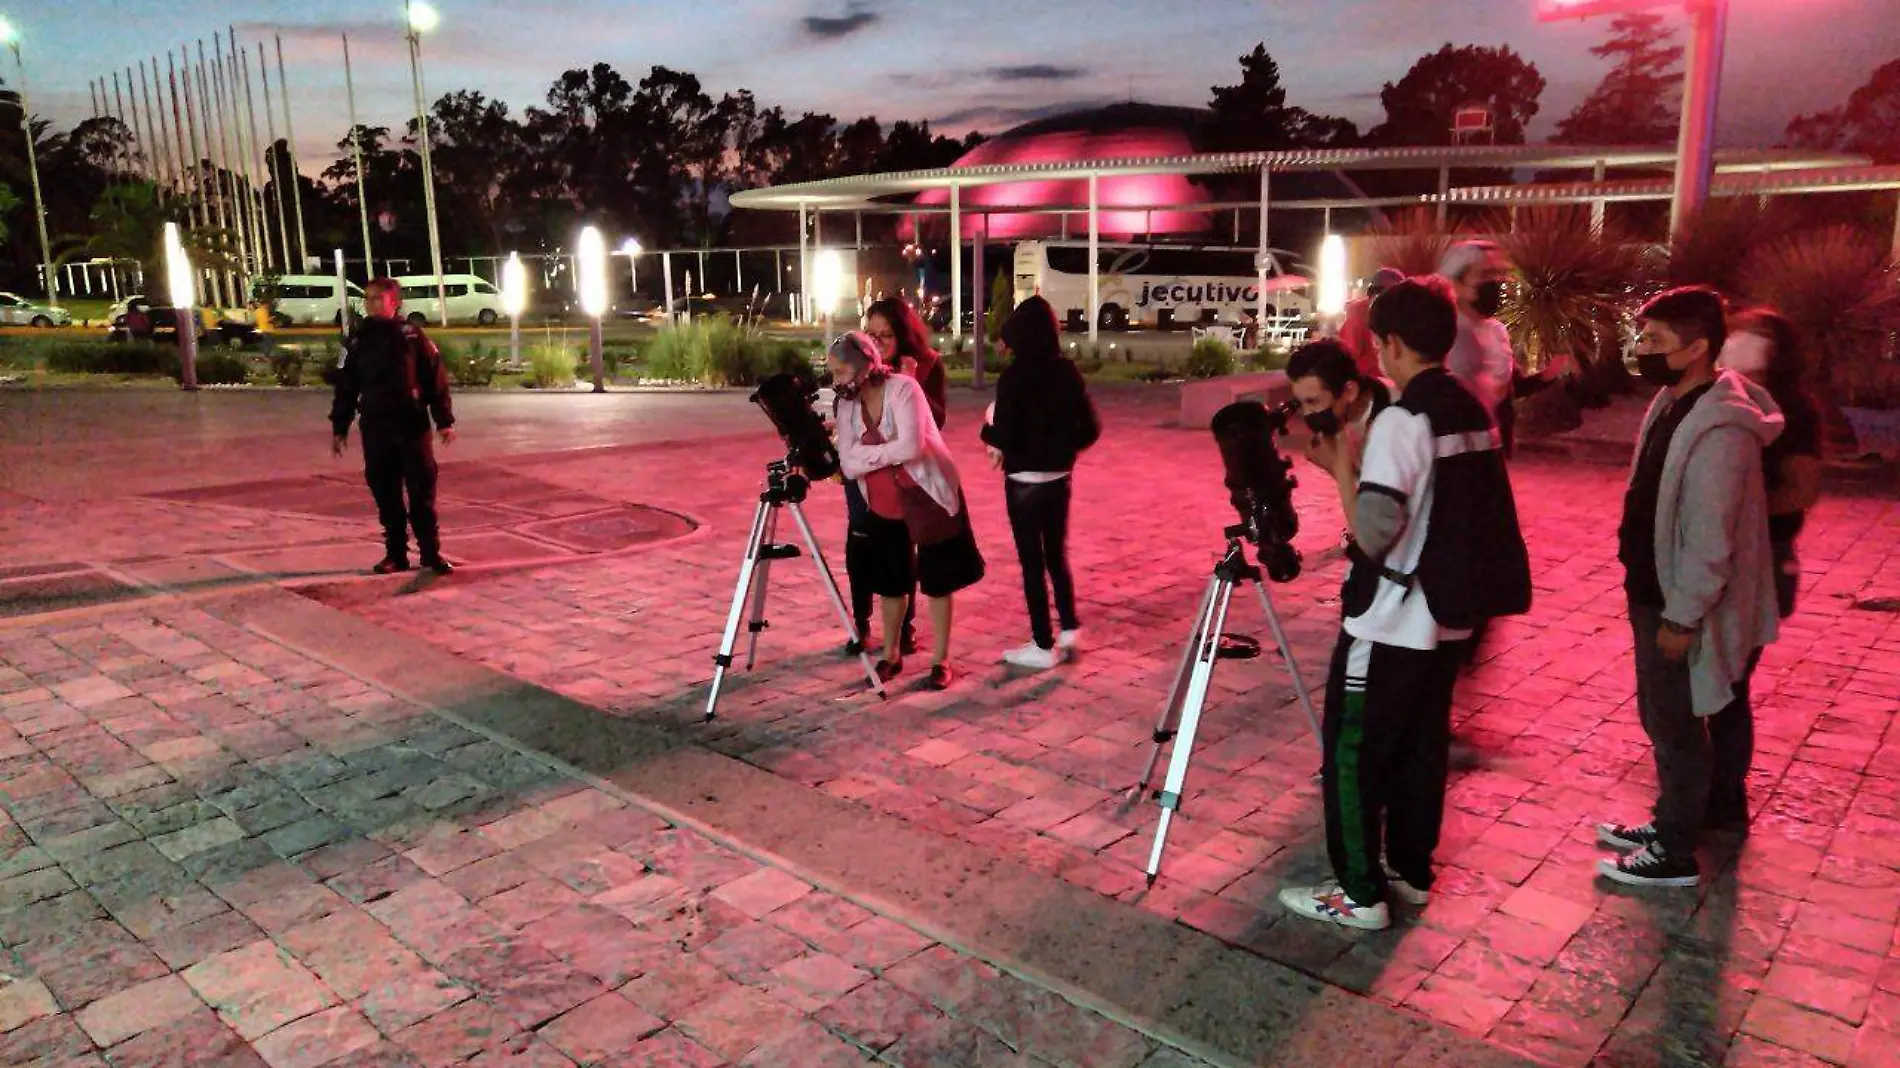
[[833, 371, 865, 401], [1720, 333, 1772, 378], [1304, 409, 1342, 437], [1473, 281, 1506, 318], [1636, 350, 1688, 387]]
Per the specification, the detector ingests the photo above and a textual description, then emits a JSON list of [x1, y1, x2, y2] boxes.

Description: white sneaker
[[1277, 882, 1390, 930], [1056, 629, 1081, 651], [1003, 644, 1060, 670], [1382, 863, 1430, 906]]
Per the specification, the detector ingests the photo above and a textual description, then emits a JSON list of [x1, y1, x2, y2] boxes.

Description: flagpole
[[342, 33, 374, 281], [275, 35, 309, 269], [256, 43, 293, 274], [138, 59, 170, 193], [228, 31, 275, 277], [166, 52, 206, 304], [201, 39, 246, 304]]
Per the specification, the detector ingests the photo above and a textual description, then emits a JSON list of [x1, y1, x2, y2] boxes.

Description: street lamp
[[403, 0, 449, 326], [0, 16, 58, 308], [1537, 0, 1725, 238], [578, 226, 608, 393], [166, 222, 199, 390], [500, 251, 527, 370], [619, 238, 641, 295]]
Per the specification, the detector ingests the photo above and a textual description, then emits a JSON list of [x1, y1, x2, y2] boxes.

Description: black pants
[[1630, 605, 1759, 852], [362, 426, 440, 562], [844, 480, 914, 638], [1005, 478, 1079, 649], [1321, 630, 1462, 905]]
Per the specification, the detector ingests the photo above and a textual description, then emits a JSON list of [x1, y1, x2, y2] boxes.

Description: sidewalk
[[0, 598, 1203, 1068]]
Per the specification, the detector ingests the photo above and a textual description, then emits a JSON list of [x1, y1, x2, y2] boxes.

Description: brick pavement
[[0, 601, 1202, 1068], [317, 392, 1900, 1067]]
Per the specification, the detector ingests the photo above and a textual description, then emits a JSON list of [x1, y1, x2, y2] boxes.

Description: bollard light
[[578, 226, 607, 392], [619, 238, 642, 294], [501, 251, 527, 369], [165, 222, 199, 390], [1317, 234, 1347, 320]]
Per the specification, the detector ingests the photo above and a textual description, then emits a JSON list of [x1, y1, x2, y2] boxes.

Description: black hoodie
[[980, 297, 1100, 474]]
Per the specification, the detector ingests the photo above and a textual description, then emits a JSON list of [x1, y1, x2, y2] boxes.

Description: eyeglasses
[[865, 330, 896, 341]]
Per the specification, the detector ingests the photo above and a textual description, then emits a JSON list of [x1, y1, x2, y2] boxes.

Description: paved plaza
[[3, 384, 1900, 1067]]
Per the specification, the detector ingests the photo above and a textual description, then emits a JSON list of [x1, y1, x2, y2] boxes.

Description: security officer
[[329, 277, 457, 575]]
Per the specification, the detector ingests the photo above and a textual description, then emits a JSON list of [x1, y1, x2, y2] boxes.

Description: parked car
[[111, 306, 259, 348], [394, 274, 507, 326], [0, 292, 72, 327], [107, 294, 151, 323]]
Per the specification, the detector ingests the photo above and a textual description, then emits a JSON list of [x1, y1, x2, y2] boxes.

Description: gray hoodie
[[1632, 369, 1784, 716]]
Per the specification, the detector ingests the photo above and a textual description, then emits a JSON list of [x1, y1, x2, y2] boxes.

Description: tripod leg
[[705, 496, 772, 722], [1145, 577, 1236, 887], [744, 504, 782, 671], [1133, 576, 1220, 800], [789, 503, 886, 698], [1253, 583, 1323, 750]]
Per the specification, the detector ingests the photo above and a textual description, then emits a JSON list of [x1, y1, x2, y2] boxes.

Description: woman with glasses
[[843, 299, 947, 655]]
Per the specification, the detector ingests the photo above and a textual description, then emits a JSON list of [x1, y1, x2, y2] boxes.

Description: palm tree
[[1496, 206, 1646, 384]]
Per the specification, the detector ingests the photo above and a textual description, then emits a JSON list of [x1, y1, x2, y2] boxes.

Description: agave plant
[[1367, 208, 1454, 278], [1496, 206, 1646, 380], [1741, 225, 1900, 450]]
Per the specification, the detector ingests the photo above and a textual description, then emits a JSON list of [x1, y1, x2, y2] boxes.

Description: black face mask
[[1473, 280, 1506, 318], [1303, 409, 1343, 437], [1636, 351, 1688, 387]]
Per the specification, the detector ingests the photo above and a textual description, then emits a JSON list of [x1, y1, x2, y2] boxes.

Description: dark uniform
[[329, 316, 454, 569]]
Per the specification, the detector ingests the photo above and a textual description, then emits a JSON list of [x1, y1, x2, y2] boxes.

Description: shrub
[[643, 324, 705, 383], [985, 270, 1015, 342], [1185, 338, 1236, 379], [701, 317, 759, 386], [189, 352, 251, 385], [45, 341, 178, 376], [1251, 345, 1290, 372], [444, 343, 500, 387], [528, 343, 576, 389], [767, 342, 815, 378], [271, 349, 305, 387]]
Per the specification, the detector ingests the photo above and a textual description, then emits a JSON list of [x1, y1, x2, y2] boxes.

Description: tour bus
[[261, 275, 365, 325], [1012, 241, 1311, 332], [394, 274, 508, 325]]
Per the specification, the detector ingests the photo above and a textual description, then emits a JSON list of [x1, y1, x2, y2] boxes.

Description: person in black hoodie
[[982, 295, 1101, 670], [329, 278, 457, 575]]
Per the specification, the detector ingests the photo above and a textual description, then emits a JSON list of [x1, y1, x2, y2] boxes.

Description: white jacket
[[835, 373, 964, 515]]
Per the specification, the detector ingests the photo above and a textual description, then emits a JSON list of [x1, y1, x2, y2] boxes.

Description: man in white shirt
[[1279, 277, 1530, 931], [1438, 241, 1517, 455]]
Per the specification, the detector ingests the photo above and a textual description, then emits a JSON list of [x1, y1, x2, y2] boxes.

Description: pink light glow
[[899, 127, 1215, 241]]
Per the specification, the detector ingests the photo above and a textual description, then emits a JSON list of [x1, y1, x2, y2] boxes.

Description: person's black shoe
[[373, 557, 411, 575], [928, 663, 953, 690], [421, 557, 454, 576], [900, 626, 919, 657]]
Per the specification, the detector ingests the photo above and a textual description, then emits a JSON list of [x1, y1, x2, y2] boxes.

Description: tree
[[875, 120, 980, 172], [1369, 44, 1546, 146], [0, 182, 17, 244], [834, 116, 885, 177], [1785, 57, 1900, 163], [1206, 44, 1359, 151], [1555, 13, 1684, 145], [423, 92, 526, 256]]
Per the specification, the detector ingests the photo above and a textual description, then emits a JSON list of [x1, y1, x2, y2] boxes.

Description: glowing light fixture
[[1317, 234, 1347, 318], [500, 252, 527, 318], [406, 1, 440, 33], [577, 226, 608, 319]]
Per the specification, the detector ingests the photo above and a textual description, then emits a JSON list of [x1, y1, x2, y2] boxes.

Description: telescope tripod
[[705, 461, 885, 721], [1134, 527, 1322, 886]]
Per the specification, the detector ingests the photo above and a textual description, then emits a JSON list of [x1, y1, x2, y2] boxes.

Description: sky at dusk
[[12, 0, 1894, 174]]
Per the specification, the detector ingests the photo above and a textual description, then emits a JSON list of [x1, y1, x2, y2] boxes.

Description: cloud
[[989, 64, 1083, 83], [803, 4, 878, 40]]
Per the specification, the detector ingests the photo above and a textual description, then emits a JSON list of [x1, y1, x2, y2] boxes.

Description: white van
[[394, 274, 507, 326], [258, 276, 365, 325]]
